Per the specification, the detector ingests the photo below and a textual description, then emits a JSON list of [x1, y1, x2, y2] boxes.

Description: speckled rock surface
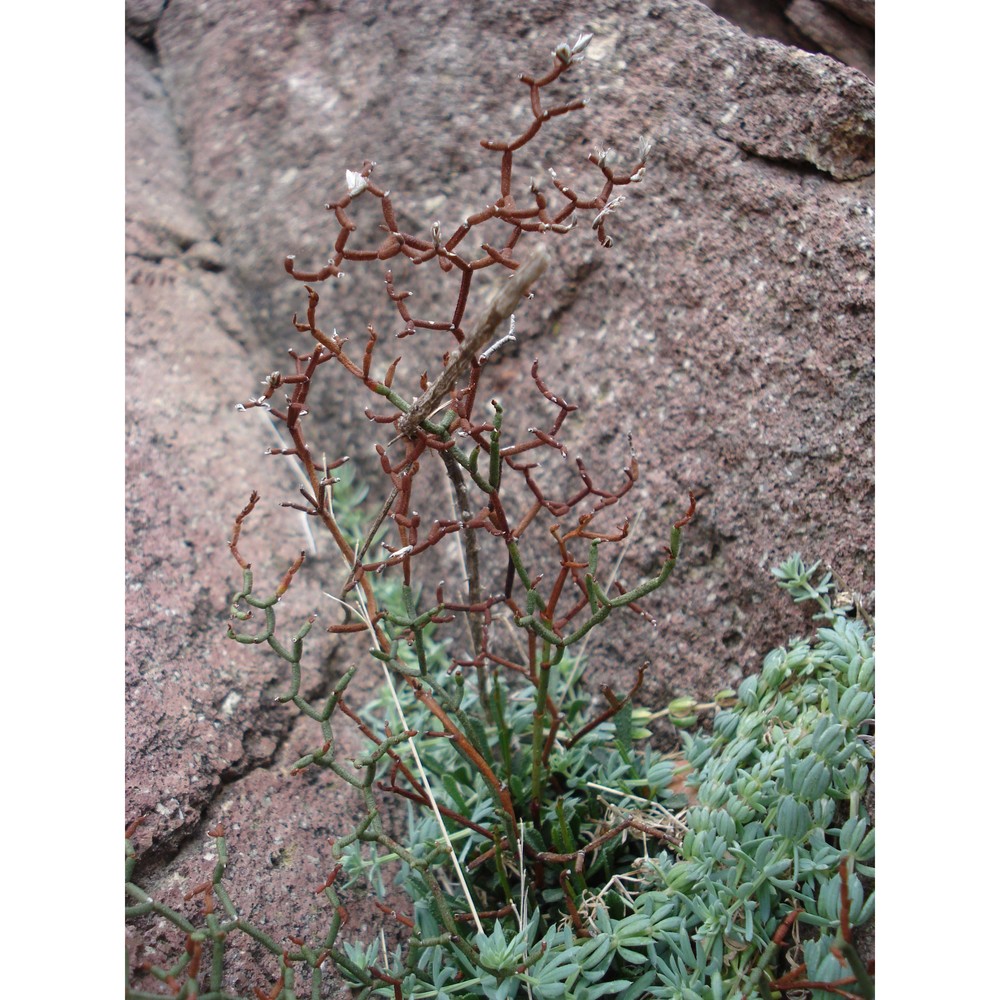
[[127, 35, 320, 865], [126, 1, 873, 993], [696, 0, 873, 78], [126, 33, 389, 993], [786, 0, 875, 80]]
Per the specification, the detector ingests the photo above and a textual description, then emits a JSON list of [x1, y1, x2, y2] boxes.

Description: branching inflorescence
[[236, 31, 662, 617], [228, 32, 690, 822]]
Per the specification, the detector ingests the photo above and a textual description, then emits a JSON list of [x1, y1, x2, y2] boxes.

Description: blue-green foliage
[[126, 554, 873, 1000], [337, 555, 874, 998]]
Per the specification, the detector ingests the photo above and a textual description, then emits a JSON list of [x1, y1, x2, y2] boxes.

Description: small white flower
[[554, 32, 593, 65], [346, 169, 367, 198], [591, 195, 625, 229]]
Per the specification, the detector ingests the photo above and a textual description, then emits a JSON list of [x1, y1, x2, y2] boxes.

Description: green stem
[[530, 639, 557, 814]]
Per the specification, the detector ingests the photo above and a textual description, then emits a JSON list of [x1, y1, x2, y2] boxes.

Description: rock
[[701, 0, 822, 50], [126, 0, 167, 46], [701, 0, 874, 78], [823, 0, 875, 29], [126, 0, 873, 991], [786, 0, 875, 79], [126, 35, 359, 867]]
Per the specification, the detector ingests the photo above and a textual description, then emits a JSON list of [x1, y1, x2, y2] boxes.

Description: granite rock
[[126, 1, 873, 992]]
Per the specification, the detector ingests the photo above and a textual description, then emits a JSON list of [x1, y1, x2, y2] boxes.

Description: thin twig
[[397, 248, 550, 438]]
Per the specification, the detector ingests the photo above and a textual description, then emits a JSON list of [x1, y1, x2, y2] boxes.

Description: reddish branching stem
[[373, 901, 415, 929], [368, 967, 404, 1000], [223, 40, 695, 966], [564, 663, 648, 749], [559, 869, 591, 938], [229, 491, 260, 569], [125, 815, 147, 840]]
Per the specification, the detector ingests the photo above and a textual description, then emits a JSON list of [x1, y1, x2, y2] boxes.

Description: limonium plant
[[126, 33, 874, 1000]]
